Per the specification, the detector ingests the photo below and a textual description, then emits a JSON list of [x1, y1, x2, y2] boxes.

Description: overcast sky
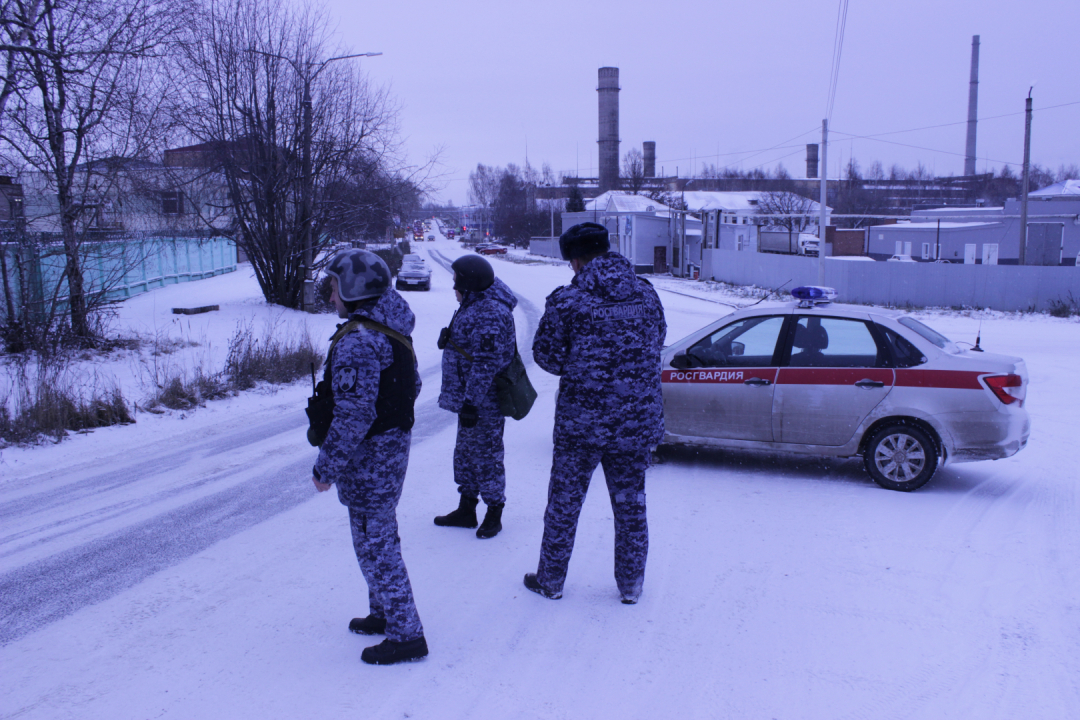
[[320, 0, 1080, 205]]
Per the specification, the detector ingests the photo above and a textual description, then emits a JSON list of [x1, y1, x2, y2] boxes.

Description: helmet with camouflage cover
[[324, 249, 391, 302]]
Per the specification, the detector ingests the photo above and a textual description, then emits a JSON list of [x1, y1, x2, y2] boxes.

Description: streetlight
[[249, 49, 382, 311]]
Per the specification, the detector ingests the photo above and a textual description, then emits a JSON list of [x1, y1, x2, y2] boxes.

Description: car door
[[775, 314, 895, 446], [663, 314, 786, 442]]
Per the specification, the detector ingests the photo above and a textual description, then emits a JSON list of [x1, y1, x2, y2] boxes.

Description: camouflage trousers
[[536, 445, 650, 598], [453, 410, 506, 506], [348, 507, 424, 642]]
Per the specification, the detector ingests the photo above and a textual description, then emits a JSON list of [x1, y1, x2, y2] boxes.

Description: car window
[[875, 325, 926, 368], [787, 316, 884, 368], [684, 315, 784, 368], [897, 317, 959, 354]]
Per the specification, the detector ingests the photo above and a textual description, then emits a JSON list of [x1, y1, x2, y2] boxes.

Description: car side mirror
[[730, 341, 745, 357], [669, 351, 690, 369]]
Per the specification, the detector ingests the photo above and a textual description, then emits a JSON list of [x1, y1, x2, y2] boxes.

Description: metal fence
[[1, 233, 237, 323], [701, 248, 1080, 312]]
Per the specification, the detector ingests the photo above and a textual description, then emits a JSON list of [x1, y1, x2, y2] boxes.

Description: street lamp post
[[250, 50, 382, 311]]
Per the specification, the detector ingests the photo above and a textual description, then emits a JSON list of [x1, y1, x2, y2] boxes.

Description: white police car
[[661, 287, 1030, 491]]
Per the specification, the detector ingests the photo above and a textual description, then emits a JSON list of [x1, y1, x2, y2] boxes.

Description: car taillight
[[984, 374, 1025, 406]]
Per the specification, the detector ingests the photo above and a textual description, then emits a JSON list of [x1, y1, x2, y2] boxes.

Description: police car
[[661, 287, 1030, 491]]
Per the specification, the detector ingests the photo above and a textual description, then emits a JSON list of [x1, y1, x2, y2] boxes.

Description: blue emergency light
[[791, 286, 837, 307]]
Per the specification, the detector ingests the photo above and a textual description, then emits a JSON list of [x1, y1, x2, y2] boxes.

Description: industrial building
[[867, 180, 1080, 265]]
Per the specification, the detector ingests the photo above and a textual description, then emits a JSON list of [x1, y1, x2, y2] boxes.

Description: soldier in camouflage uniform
[[524, 223, 666, 604], [435, 255, 517, 539], [311, 249, 427, 665]]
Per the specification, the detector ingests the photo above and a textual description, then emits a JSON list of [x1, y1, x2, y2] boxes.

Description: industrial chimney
[[964, 35, 980, 177], [806, 144, 819, 179], [643, 142, 656, 178], [597, 67, 620, 193]]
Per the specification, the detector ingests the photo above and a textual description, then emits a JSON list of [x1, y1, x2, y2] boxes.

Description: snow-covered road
[[1, 230, 1078, 719]]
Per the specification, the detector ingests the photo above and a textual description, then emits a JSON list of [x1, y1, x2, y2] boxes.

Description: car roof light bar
[[791, 286, 837, 308]]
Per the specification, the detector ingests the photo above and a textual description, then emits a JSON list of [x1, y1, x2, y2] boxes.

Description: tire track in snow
[[0, 250, 542, 646]]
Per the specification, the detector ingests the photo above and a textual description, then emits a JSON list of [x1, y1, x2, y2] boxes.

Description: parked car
[[475, 243, 508, 256], [887, 254, 917, 262], [660, 286, 1029, 491], [396, 261, 431, 291]]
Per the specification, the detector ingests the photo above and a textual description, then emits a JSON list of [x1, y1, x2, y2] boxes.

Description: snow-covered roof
[[584, 191, 672, 213], [870, 221, 1002, 230], [678, 191, 768, 212], [912, 206, 1004, 216], [678, 190, 830, 214], [1030, 179, 1080, 197]]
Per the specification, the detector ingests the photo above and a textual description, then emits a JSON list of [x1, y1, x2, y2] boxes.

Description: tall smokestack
[[597, 67, 620, 193], [964, 35, 980, 177], [643, 141, 656, 178]]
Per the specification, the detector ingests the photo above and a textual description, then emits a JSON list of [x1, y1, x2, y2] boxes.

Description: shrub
[[224, 319, 322, 390], [0, 358, 134, 445]]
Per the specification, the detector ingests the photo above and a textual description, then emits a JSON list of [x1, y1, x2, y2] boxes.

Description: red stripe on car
[[894, 369, 985, 390], [777, 368, 894, 385]]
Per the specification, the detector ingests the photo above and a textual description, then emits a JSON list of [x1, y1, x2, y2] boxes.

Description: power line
[[834, 99, 1080, 141], [656, 126, 819, 167], [826, 0, 850, 121], [829, 129, 1022, 167]]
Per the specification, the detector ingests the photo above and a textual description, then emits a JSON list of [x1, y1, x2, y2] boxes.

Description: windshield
[[898, 317, 960, 354], [401, 263, 426, 273]]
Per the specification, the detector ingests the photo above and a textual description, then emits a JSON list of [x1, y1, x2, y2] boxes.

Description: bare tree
[[468, 163, 500, 209], [176, 0, 405, 308], [1, 0, 184, 342], [756, 191, 817, 233], [622, 147, 645, 195]]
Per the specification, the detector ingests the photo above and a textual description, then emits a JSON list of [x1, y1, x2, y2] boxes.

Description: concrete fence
[[529, 237, 561, 259], [702, 248, 1080, 311], [1, 234, 237, 323]]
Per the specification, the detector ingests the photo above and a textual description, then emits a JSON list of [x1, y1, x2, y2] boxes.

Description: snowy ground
[[1, 227, 1079, 719]]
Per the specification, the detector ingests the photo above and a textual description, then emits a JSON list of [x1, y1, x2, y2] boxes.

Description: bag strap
[[324, 320, 363, 380], [324, 318, 416, 381], [357, 318, 416, 361]]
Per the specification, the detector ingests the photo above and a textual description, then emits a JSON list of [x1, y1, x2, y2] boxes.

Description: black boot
[[523, 572, 562, 600], [434, 495, 478, 528], [361, 636, 429, 665], [348, 615, 386, 635], [476, 503, 504, 539]]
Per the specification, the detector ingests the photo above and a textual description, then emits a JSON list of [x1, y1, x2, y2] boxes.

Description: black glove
[[459, 402, 479, 429]]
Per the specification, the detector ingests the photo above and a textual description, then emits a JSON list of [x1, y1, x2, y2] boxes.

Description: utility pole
[[818, 118, 828, 284], [1018, 88, 1033, 266], [248, 50, 382, 311]]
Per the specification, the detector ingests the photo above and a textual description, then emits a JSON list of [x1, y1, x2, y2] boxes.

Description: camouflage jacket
[[313, 288, 421, 510], [438, 276, 517, 413], [532, 252, 666, 450]]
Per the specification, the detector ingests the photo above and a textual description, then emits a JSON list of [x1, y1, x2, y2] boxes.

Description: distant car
[[427, 234, 435, 241], [887, 254, 917, 263], [660, 286, 1029, 491], [396, 261, 431, 291], [475, 244, 507, 256]]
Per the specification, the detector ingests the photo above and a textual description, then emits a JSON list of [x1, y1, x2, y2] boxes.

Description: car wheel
[[863, 424, 938, 491], [395, 282, 404, 291]]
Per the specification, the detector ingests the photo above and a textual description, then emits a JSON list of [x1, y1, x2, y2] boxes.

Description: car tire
[[863, 423, 938, 492]]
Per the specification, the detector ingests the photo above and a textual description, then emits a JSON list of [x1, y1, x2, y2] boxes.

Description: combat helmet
[[324, 249, 391, 302], [451, 255, 495, 293]]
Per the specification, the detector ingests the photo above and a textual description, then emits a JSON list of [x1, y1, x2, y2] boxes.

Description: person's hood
[[352, 289, 416, 335], [463, 276, 517, 312], [572, 252, 640, 303]]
